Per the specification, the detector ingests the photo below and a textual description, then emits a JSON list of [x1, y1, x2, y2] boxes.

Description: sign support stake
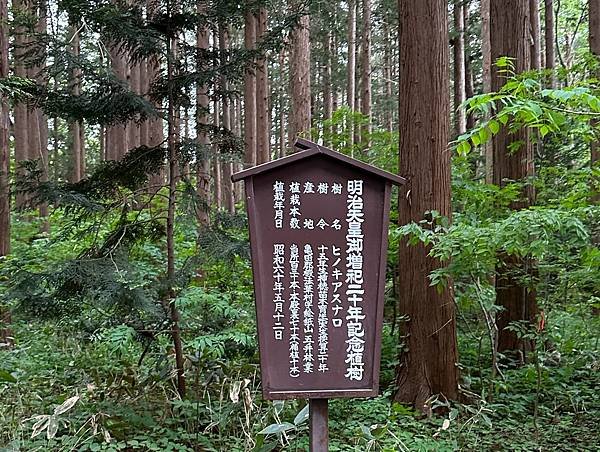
[[309, 398, 328, 451]]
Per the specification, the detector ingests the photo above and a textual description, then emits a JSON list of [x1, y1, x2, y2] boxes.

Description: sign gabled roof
[[231, 138, 406, 185]]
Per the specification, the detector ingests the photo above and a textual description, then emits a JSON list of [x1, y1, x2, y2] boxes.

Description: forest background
[[0, 0, 599, 450]]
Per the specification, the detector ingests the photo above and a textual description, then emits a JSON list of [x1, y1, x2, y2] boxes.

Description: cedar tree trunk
[[395, 0, 459, 412], [490, 0, 538, 357]]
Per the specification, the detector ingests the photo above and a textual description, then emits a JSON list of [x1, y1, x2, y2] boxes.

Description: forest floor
[[1, 308, 598, 452]]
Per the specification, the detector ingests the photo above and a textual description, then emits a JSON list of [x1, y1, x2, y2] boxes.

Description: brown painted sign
[[232, 139, 404, 400]]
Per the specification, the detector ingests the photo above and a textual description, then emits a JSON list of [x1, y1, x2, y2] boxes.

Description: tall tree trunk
[[288, 14, 311, 150], [0, 0, 10, 257], [13, 0, 29, 209], [395, 0, 459, 412], [278, 47, 286, 158], [491, 0, 538, 357], [139, 60, 149, 148], [219, 25, 235, 213], [147, 0, 164, 191], [544, 0, 555, 87], [100, 125, 105, 161], [0, 104, 10, 347], [360, 0, 372, 144], [196, 4, 210, 227], [590, 0, 600, 204], [530, 0, 542, 70], [383, 19, 394, 134], [354, 42, 361, 146], [347, 0, 356, 148], [34, 0, 49, 223], [0, 25, 9, 349], [482, 0, 494, 183], [464, 6, 476, 131], [166, 23, 186, 399], [232, 98, 244, 203], [453, 0, 466, 136], [243, 11, 257, 167], [107, 42, 127, 160], [68, 24, 84, 182], [212, 99, 222, 209], [256, 7, 270, 164], [331, 27, 339, 115], [127, 63, 141, 149], [323, 29, 333, 144]]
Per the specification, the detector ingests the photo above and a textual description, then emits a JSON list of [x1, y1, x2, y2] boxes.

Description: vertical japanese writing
[[303, 244, 315, 373], [331, 245, 343, 327], [272, 244, 285, 341], [345, 180, 366, 381], [317, 245, 329, 372], [289, 244, 300, 377], [273, 181, 285, 229], [289, 182, 301, 229]]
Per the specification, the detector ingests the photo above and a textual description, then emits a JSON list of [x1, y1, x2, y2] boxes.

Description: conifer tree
[[0, 0, 9, 256], [7, 0, 288, 397], [0, 0, 11, 348], [395, 0, 459, 411], [490, 0, 538, 357]]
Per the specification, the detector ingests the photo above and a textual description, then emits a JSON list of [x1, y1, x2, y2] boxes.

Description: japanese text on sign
[[270, 180, 366, 382]]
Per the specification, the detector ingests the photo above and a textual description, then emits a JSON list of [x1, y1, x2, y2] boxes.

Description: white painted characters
[[345, 180, 366, 381]]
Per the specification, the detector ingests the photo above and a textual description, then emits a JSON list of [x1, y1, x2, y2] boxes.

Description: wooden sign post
[[232, 139, 404, 451]]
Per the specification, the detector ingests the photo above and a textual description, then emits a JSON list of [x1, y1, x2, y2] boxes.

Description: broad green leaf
[[272, 400, 285, 415], [488, 119, 500, 134], [258, 422, 295, 435], [54, 396, 79, 416], [0, 370, 17, 383], [31, 415, 50, 438], [293, 404, 309, 425], [479, 127, 490, 144], [47, 416, 59, 439]]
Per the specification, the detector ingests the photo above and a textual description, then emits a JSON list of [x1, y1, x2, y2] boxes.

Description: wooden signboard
[[232, 139, 404, 450]]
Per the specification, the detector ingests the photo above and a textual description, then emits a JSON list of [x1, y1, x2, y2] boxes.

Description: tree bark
[[256, 8, 270, 164], [395, 0, 459, 411], [383, 19, 394, 133], [544, 0, 555, 87], [289, 14, 311, 150], [147, 0, 164, 191], [347, 0, 356, 147], [360, 0, 372, 143], [464, 6, 476, 131], [13, 0, 29, 209], [68, 24, 84, 182], [453, 0, 467, 137], [34, 0, 49, 223], [219, 25, 235, 213], [278, 47, 286, 158], [166, 24, 186, 399], [107, 41, 127, 160], [196, 2, 210, 227], [127, 63, 141, 149], [590, 0, 600, 203], [491, 0, 538, 357], [482, 0, 493, 183], [0, 0, 9, 256], [323, 29, 333, 144], [243, 11, 257, 168], [0, 0, 9, 347], [212, 99, 222, 209], [530, 0, 542, 70]]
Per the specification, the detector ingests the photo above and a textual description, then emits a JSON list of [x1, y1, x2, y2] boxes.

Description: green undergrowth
[[1, 306, 597, 451]]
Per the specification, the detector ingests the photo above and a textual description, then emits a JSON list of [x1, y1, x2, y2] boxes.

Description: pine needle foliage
[[5, 0, 295, 352]]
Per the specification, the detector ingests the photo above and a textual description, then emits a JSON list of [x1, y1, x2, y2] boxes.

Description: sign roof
[[231, 138, 406, 186]]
